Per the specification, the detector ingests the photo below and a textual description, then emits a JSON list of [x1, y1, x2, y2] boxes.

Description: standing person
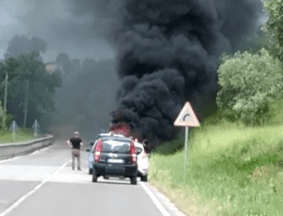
[[67, 131, 83, 170]]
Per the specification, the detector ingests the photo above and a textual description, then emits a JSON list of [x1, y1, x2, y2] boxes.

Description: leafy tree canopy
[[263, 0, 283, 62], [0, 53, 62, 127], [217, 49, 283, 125], [4, 35, 47, 61]]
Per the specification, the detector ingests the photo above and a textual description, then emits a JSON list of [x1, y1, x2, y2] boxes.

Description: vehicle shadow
[[92, 178, 140, 186]]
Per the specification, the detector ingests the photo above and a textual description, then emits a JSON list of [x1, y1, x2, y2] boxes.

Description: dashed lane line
[[0, 160, 71, 216], [30, 146, 50, 155]]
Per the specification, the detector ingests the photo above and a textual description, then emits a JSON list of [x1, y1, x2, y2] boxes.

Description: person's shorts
[[72, 149, 80, 157]]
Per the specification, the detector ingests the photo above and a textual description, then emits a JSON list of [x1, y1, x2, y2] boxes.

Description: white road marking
[[140, 182, 171, 216], [0, 157, 19, 164], [30, 146, 50, 155], [145, 184, 186, 216], [0, 160, 71, 216]]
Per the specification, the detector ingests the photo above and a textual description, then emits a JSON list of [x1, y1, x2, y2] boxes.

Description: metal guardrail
[[0, 134, 54, 160]]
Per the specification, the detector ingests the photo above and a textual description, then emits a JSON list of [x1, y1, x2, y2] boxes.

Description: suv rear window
[[101, 139, 131, 153], [96, 134, 129, 141]]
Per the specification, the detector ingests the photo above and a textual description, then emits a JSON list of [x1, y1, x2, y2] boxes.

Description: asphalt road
[[0, 140, 185, 216]]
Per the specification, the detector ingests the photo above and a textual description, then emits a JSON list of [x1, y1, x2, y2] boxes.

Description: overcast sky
[[0, 0, 115, 62], [0, 0, 267, 63]]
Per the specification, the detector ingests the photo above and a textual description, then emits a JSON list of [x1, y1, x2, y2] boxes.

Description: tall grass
[[149, 105, 283, 215], [0, 129, 35, 143]]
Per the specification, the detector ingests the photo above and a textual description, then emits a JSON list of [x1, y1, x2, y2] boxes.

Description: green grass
[[0, 129, 37, 144], [149, 109, 283, 215]]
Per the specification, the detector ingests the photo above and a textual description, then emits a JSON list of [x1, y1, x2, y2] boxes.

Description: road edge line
[[140, 182, 171, 216], [0, 160, 71, 216], [30, 146, 50, 155]]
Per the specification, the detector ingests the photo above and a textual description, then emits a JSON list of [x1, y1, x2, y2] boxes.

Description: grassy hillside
[[149, 103, 283, 215]]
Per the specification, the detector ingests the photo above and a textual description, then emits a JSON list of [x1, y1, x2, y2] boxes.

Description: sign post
[[174, 102, 200, 182], [2, 73, 8, 129], [9, 120, 19, 142], [183, 126, 189, 182], [32, 120, 40, 138]]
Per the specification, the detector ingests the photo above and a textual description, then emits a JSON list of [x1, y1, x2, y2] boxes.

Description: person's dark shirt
[[70, 137, 82, 149]]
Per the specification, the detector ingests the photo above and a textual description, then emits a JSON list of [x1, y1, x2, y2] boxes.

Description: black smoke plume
[[45, 53, 119, 139], [70, 0, 263, 144]]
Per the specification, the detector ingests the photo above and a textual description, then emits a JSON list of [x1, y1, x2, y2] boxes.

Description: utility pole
[[2, 73, 8, 129], [23, 80, 29, 128]]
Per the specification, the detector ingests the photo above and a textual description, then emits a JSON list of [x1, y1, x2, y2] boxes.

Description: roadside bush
[[232, 91, 271, 125], [217, 49, 283, 125], [0, 101, 13, 130], [266, 97, 283, 126]]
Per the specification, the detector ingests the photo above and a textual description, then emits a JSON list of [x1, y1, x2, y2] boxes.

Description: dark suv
[[92, 135, 138, 185]]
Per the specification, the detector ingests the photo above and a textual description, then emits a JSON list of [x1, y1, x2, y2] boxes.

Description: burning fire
[[108, 122, 142, 142]]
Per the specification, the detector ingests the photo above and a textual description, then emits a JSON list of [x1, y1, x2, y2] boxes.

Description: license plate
[[108, 159, 124, 163]]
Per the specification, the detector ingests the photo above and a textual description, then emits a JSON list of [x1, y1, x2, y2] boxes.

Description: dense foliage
[[216, 49, 283, 125], [4, 35, 47, 61], [0, 53, 62, 127], [263, 0, 283, 62]]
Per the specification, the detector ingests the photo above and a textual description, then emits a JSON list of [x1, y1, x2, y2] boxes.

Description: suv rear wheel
[[130, 176, 137, 185], [92, 172, 98, 182]]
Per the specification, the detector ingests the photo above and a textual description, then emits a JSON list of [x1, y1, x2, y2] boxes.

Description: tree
[[0, 53, 62, 127], [216, 49, 283, 125], [237, 29, 271, 54], [4, 35, 47, 61], [262, 0, 283, 62]]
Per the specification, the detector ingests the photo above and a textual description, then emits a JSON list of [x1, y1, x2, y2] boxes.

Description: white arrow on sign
[[174, 102, 200, 127]]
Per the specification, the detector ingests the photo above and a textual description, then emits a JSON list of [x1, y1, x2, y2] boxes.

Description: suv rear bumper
[[93, 162, 137, 177], [137, 169, 148, 177]]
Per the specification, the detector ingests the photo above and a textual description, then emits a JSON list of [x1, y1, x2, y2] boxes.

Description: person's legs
[[77, 150, 81, 170], [71, 150, 75, 170]]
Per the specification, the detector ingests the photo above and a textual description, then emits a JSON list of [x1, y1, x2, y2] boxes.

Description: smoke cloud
[[67, 0, 263, 144], [45, 54, 119, 139], [1, 0, 264, 144]]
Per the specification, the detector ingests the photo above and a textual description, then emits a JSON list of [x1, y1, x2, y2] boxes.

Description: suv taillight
[[130, 141, 137, 165], [94, 140, 103, 163]]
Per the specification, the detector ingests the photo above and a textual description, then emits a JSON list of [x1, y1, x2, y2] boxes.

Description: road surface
[[0, 140, 184, 216]]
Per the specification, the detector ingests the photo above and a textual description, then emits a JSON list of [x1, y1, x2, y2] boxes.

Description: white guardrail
[[0, 134, 53, 160]]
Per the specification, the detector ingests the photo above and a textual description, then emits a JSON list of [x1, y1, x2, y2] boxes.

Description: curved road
[[0, 140, 183, 216]]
